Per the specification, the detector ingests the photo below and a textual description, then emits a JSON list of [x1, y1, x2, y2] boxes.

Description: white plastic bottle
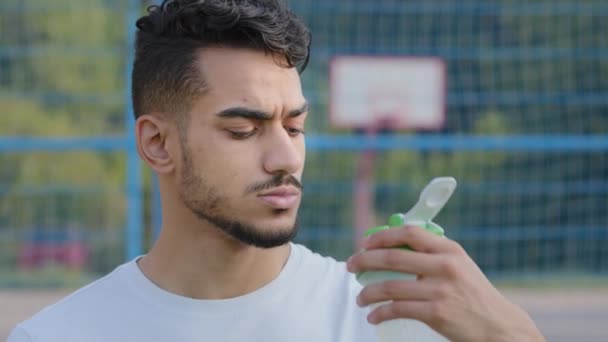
[[356, 177, 457, 342]]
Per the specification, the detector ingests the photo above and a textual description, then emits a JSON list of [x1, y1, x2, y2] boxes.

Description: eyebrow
[[216, 102, 309, 120]]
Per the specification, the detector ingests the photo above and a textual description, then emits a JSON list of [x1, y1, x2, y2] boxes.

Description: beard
[[177, 144, 300, 249]]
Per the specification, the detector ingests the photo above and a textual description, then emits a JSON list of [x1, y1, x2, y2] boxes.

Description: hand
[[346, 226, 545, 342]]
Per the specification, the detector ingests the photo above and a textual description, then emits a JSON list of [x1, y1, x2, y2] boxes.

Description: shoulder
[[291, 243, 348, 274], [6, 325, 33, 342], [290, 243, 362, 293], [12, 260, 135, 341], [289, 244, 378, 341]]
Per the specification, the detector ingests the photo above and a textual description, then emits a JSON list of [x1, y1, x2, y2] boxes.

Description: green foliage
[[1, 0, 607, 277], [0, 0, 127, 134], [0, 99, 75, 136], [0, 0, 131, 278]]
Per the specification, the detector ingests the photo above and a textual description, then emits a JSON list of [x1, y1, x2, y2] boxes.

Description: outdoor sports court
[[1, 1, 606, 340]]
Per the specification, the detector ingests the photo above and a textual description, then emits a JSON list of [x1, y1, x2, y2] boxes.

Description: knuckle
[[428, 301, 448, 327], [381, 280, 402, 297], [367, 234, 380, 246], [428, 300, 441, 318], [434, 283, 452, 300], [383, 249, 403, 268], [438, 258, 459, 278], [394, 301, 415, 317], [436, 307, 449, 329], [403, 227, 419, 240], [447, 239, 465, 254], [385, 302, 399, 318]]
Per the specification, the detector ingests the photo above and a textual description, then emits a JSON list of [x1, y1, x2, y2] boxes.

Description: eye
[[228, 128, 257, 139], [286, 127, 305, 137]]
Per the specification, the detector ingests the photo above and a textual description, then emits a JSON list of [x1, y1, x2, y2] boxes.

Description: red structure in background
[[18, 229, 89, 270]]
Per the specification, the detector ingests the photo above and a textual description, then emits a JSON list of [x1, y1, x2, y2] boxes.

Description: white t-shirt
[[8, 243, 444, 342]]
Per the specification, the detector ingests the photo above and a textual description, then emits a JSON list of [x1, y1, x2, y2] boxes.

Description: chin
[[189, 202, 300, 248], [238, 219, 299, 249], [272, 206, 298, 219]]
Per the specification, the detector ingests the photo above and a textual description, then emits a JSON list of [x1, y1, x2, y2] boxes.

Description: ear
[[135, 114, 176, 174]]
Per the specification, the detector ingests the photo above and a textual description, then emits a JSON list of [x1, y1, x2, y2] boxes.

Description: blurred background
[[0, 0, 607, 340]]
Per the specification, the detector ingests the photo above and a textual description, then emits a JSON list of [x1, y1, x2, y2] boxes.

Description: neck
[[138, 213, 291, 300]]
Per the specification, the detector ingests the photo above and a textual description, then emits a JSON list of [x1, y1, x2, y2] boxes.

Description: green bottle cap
[[364, 225, 390, 237], [388, 213, 406, 227], [361, 214, 445, 251]]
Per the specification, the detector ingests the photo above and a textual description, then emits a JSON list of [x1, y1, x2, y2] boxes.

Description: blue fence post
[[124, 0, 143, 260]]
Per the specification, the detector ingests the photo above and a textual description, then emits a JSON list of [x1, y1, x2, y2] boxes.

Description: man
[[9, 1, 544, 341]]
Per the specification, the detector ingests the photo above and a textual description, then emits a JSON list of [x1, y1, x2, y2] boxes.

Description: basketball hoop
[[328, 56, 447, 249], [329, 56, 446, 131]]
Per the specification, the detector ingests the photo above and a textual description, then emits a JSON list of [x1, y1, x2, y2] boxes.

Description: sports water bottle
[[356, 177, 457, 342]]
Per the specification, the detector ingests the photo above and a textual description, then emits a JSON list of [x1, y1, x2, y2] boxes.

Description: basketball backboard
[[329, 56, 446, 131]]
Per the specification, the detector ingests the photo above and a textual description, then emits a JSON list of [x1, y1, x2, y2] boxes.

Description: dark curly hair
[[132, 0, 311, 118]]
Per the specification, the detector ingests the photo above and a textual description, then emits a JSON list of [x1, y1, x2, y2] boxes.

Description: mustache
[[245, 174, 303, 194]]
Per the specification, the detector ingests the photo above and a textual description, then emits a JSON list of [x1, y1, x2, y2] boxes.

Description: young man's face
[[177, 47, 307, 248]]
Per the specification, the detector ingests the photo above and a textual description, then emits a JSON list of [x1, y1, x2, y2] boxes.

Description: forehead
[[194, 47, 304, 110]]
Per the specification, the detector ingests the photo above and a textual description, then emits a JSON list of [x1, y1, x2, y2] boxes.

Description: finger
[[357, 279, 436, 307], [367, 300, 433, 325], [347, 248, 441, 276], [364, 226, 461, 254]]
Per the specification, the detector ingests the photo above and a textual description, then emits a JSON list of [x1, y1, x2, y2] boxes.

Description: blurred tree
[[0, 0, 129, 237]]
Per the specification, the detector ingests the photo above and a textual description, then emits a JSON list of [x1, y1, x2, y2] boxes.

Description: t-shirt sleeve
[[6, 325, 34, 342]]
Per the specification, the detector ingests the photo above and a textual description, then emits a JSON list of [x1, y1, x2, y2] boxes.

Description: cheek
[[193, 139, 259, 191], [297, 138, 306, 174]]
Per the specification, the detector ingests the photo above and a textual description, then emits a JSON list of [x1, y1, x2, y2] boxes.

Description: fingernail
[[367, 314, 378, 325]]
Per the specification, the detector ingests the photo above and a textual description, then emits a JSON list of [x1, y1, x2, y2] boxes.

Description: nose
[[262, 127, 304, 176]]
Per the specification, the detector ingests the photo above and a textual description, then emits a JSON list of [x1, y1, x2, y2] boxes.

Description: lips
[[257, 186, 300, 209]]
